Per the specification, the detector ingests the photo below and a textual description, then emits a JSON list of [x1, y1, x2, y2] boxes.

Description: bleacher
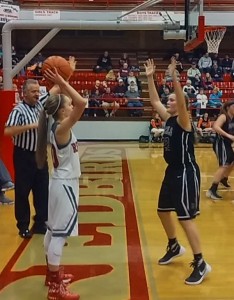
[[9, 50, 234, 121]]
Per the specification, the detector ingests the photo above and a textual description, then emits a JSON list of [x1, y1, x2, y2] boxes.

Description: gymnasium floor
[[0, 142, 234, 300]]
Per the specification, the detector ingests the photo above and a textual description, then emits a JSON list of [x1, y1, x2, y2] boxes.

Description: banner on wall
[[33, 9, 60, 20], [0, 3, 19, 23]]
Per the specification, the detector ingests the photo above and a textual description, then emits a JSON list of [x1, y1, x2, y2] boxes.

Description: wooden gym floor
[[0, 142, 234, 300]]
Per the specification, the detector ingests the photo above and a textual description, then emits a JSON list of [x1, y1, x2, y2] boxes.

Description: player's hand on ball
[[44, 68, 66, 85]]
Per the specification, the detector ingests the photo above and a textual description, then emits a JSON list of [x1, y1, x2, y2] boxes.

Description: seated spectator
[[150, 112, 164, 142], [27, 52, 45, 77], [119, 52, 131, 68], [193, 87, 208, 117], [125, 70, 141, 92], [182, 79, 197, 99], [193, 74, 203, 91], [0, 159, 14, 205], [161, 87, 170, 106], [208, 86, 222, 108], [197, 112, 214, 137], [91, 80, 105, 95], [106, 69, 116, 82], [198, 52, 212, 73], [231, 60, 234, 81], [93, 50, 113, 73], [187, 61, 201, 86], [157, 78, 171, 97], [210, 62, 223, 82], [222, 54, 232, 73], [13, 83, 21, 105], [202, 73, 214, 90], [125, 84, 143, 117], [129, 80, 140, 91], [102, 87, 119, 117], [114, 78, 127, 98], [89, 90, 101, 117], [118, 62, 130, 80], [174, 53, 183, 73], [211, 53, 221, 66]]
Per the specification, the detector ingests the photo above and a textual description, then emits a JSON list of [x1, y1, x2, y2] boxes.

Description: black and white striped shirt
[[6, 93, 48, 152]]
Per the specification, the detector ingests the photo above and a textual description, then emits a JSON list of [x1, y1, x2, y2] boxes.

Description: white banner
[[122, 11, 162, 21], [33, 9, 60, 20], [0, 3, 19, 23]]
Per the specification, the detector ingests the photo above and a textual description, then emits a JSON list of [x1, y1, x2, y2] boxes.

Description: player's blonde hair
[[36, 94, 66, 169]]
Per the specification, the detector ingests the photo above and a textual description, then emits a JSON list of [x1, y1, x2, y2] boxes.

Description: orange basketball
[[42, 56, 73, 81]]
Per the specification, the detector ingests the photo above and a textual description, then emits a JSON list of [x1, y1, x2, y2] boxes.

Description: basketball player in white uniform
[[36, 68, 87, 300]]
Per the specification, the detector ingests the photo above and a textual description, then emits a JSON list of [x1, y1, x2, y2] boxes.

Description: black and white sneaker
[[185, 259, 211, 285], [220, 178, 231, 188], [158, 243, 186, 265], [206, 189, 222, 200]]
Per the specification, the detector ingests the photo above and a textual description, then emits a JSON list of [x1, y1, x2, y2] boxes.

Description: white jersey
[[50, 123, 81, 179]]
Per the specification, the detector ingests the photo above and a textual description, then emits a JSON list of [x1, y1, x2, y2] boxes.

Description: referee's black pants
[[13, 146, 49, 232]]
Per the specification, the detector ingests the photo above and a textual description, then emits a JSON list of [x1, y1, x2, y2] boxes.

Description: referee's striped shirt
[[6, 93, 48, 152]]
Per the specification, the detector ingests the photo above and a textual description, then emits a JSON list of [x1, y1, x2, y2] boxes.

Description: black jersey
[[163, 116, 195, 167], [216, 115, 234, 144]]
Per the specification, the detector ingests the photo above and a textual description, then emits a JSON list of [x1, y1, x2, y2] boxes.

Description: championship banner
[[0, 3, 19, 23], [33, 9, 60, 20]]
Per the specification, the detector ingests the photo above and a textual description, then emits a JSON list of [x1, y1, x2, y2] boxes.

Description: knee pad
[[47, 237, 67, 266]]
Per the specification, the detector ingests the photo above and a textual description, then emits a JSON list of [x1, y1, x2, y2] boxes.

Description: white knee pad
[[47, 237, 67, 266]]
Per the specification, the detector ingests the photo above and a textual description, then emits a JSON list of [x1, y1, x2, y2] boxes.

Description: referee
[[4, 79, 49, 239]]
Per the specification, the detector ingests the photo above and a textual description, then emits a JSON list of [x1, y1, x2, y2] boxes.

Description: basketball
[[41, 56, 73, 81]]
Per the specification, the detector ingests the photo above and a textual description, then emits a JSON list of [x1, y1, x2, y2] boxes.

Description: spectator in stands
[[119, 53, 131, 68], [161, 87, 171, 107], [174, 53, 183, 74], [182, 79, 197, 99], [197, 112, 214, 137], [211, 53, 221, 66], [193, 87, 208, 117], [198, 53, 212, 74], [118, 62, 130, 80], [27, 52, 45, 77], [114, 78, 127, 98], [125, 70, 141, 92], [157, 78, 171, 97], [93, 50, 113, 73], [91, 80, 105, 95], [82, 89, 90, 117], [11, 45, 19, 68], [208, 86, 222, 108], [102, 86, 119, 117], [89, 89, 101, 117], [221, 54, 232, 73], [187, 62, 201, 86], [231, 60, 234, 81], [125, 84, 143, 117], [106, 69, 116, 82], [150, 112, 164, 142], [0, 159, 14, 205], [193, 74, 203, 91], [210, 62, 223, 82], [202, 73, 214, 90], [13, 83, 21, 105]]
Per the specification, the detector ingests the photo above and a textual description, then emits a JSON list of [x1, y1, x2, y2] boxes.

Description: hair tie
[[52, 94, 61, 116]]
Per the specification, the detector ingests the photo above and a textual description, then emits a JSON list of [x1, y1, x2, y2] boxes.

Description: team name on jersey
[[71, 141, 79, 153]]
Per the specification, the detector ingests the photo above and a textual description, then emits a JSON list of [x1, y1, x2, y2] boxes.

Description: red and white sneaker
[[45, 267, 74, 286], [48, 281, 80, 300]]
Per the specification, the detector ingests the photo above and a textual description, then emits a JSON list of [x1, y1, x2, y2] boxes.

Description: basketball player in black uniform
[[206, 100, 234, 200], [145, 58, 211, 285]]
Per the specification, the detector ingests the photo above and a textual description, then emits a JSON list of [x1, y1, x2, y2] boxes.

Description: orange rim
[[204, 26, 226, 33]]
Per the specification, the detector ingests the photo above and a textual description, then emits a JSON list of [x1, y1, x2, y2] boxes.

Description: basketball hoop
[[204, 26, 226, 54]]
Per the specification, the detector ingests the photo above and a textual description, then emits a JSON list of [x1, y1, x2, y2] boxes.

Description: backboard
[[184, 0, 205, 52]]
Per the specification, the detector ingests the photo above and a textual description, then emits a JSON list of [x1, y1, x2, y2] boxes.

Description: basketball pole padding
[[0, 90, 15, 180]]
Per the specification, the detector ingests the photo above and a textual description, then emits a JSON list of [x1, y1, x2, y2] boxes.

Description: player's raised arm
[[170, 58, 191, 131], [145, 59, 170, 121]]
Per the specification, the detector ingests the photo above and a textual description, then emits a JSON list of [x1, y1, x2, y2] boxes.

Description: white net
[[205, 27, 226, 54]]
